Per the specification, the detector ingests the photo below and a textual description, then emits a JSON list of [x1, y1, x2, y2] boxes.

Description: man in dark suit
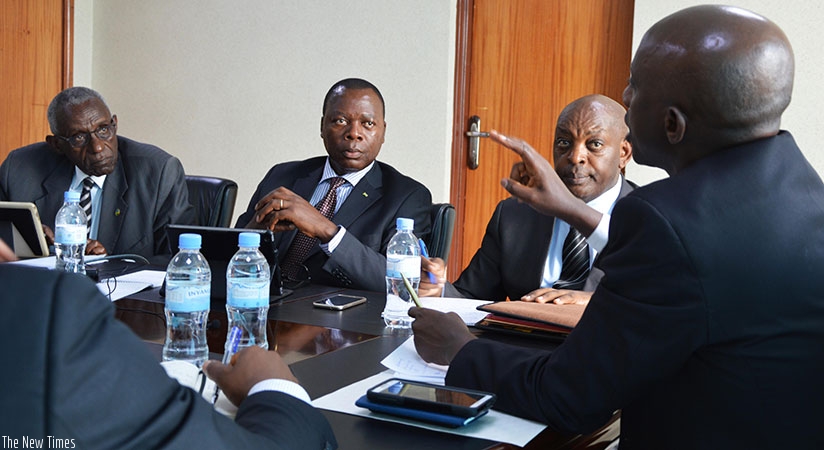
[[237, 78, 431, 292], [419, 95, 633, 303], [0, 87, 194, 260], [0, 261, 337, 448], [410, 5, 824, 449]]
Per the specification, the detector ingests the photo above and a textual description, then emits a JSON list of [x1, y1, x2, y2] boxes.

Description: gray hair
[[47, 87, 110, 134]]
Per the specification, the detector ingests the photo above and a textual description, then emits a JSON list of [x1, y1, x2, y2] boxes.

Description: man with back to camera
[[0, 87, 194, 260], [409, 5, 824, 449], [0, 240, 337, 449], [418, 94, 634, 305], [237, 78, 431, 292]]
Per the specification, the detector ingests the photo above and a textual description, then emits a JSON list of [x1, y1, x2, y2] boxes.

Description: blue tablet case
[[355, 395, 488, 428]]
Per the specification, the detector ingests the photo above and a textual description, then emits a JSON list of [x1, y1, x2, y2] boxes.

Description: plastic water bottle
[[383, 217, 421, 328], [226, 232, 271, 351], [163, 233, 211, 367], [54, 191, 87, 274]]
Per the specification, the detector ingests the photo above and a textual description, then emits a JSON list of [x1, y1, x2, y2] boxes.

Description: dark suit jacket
[[0, 137, 194, 259], [446, 178, 635, 301], [446, 132, 824, 449], [0, 265, 336, 449], [236, 157, 432, 291]]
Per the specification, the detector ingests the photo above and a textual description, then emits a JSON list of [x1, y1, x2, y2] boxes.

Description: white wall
[[627, 1, 824, 185], [75, 0, 456, 225], [74, 1, 824, 204]]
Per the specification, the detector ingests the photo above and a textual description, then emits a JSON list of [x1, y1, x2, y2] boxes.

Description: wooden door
[[449, 0, 634, 276], [0, 0, 72, 162]]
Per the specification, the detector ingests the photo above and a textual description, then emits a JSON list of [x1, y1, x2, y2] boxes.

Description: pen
[[214, 326, 242, 404], [418, 238, 437, 284], [401, 272, 423, 308]]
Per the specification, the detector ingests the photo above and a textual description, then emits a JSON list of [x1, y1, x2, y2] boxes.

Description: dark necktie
[[79, 177, 94, 237], [281, 177, 347, 280], [553, 227, 590, 290]]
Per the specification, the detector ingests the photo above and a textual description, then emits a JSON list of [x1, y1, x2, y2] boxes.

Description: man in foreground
[[410, 6, 824, 448], [0, 87, 194, 260], [237, 78, 431, 291], [0, 256, 336, 449], [419, 94, 633, 304]]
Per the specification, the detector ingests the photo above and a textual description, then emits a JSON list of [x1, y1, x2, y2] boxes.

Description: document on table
[[380, 336, 447, 383], [98, 270, 166, 301], [418, 297, 492, 325], [312, 370, 546, 447], [9, 256, 161, 301]]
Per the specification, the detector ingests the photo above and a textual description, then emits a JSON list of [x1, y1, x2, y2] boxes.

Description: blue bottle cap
[[396, 217, 414, 231], [178, 233, 202, 249], [238, 232, 260, 248], [64, 191, 80, 202]]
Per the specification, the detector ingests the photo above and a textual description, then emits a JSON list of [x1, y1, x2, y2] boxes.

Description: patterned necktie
[[79, 177, 94, 237], [281, 177, 347, 280], [553, 227, 590, 290]]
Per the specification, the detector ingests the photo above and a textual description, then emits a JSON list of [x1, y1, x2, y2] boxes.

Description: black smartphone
[[312, 294, 367, 310], [366, 378, 496, 418]]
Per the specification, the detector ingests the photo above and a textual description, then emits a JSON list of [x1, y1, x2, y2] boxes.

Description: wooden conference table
[[115, 283, 620, 450]]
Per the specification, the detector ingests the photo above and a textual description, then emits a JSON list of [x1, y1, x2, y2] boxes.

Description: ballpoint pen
[[401, 272, 423, 308], [418, 238, 437, 284], [214, 326, 242, 404]]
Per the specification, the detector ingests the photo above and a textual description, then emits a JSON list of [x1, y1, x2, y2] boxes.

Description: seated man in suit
[[0, 246, 337, 448], [419, 95, 633, 304], [238, 78, 431, 292], [410, 6, 824, 449], [0, 87, 194, 261]]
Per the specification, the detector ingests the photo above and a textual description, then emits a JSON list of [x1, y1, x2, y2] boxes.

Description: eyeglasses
[[55, 118, 117, 148], [282, 264, 311, 290]]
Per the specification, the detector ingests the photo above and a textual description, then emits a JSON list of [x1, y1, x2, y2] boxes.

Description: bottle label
[[386, 255, 421, 279], [227, 282, 270, 308], [55, 224, 86, 245], [165, 285, 211, 312]]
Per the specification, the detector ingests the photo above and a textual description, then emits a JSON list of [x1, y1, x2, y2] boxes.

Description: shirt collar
[[71, 166, 107, 190], [321, 158, 374, 187], [585, 175, 623, 215]]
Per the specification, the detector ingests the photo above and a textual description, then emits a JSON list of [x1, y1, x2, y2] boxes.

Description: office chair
[[184, 175, 238, 228], [426, 203, 456, 262]]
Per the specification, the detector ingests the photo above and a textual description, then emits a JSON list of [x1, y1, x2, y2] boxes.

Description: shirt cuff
[[586, 213, 610, 253], [248, 379, 312, 405], [320, 225, 346, 255]]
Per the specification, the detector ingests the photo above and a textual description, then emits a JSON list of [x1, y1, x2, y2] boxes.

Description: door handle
[[465, 115, 489, 170]]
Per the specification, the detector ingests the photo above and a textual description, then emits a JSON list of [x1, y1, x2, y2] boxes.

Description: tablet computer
[[0, 201, 49, 257], [164, 224, 285, 299]]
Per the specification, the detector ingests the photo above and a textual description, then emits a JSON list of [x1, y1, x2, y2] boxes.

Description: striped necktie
[[281, 177, 347, 280], [552, 227, 590, 290], [79, 177, 94, 237]]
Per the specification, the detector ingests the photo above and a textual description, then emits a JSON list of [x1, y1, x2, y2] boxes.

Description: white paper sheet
[[312, 370, 546, 447], [418, 297, 492, 325], [380, 336, 447, 383]]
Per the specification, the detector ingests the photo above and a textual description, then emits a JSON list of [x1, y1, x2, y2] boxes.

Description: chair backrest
[[185, 175, 238, 228], [426, 203, 456, 262]]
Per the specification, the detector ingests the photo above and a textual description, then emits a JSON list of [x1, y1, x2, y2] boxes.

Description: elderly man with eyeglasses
[[0, 87, 194, 261]]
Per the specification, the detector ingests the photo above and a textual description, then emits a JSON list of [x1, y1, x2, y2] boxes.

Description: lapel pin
[[114, 209, 121, 216], [362, 192, 368, 198]]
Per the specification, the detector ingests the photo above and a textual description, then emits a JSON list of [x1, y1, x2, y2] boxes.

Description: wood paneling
[[450, 0, 634, 275], [0, 0, 71, 162]]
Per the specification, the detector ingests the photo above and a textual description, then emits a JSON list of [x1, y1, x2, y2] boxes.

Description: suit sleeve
[[47, 273, 336, 449], [322, 183, 432, 292], [152, 156, 195, 255], [450, 201, 509, 301], [446, 195, 707, 434]]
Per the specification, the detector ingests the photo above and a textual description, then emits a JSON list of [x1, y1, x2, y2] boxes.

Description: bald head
[[624, 5, 794, 173], [558, 95, 628, 139], [553, 94, 632, 202]]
